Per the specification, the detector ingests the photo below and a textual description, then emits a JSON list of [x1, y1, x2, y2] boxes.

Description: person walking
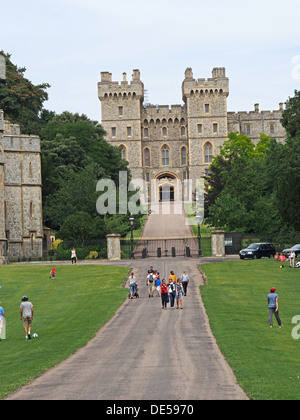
[[128, 272, 137, 299], [71, 248, 77, 264], [168, 276, 176, 308], [181, 271, 190, 296], [147, 271, 156, 298], [267, 288, 282, 328], [160, 279, 169, 309], [289, 250, 296, 268], [176, 279, 184, 310], [0, 303, 5, 341], [20, 296, 34, 340]]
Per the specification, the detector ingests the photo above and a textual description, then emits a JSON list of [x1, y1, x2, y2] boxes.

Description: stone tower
[[0, 111, 6, 261], [182, 67, 229, 181], [98, 70, 144, 181]]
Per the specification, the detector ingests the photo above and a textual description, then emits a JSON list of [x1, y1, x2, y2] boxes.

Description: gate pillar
[[211, 230, 225, 257], [106, 233, 121, 260]]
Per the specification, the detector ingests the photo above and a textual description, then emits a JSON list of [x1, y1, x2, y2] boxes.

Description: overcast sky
[[1, 0, 300, 122]]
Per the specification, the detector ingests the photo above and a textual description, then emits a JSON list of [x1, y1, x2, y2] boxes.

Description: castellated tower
[[0, 110, 43, 261], [98, 70, 144, 181], [182, 67, 229, 182], [0, 111, 6, 261]]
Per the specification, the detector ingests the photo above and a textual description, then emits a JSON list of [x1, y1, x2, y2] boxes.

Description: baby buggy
[[128, 283, 139, 299]]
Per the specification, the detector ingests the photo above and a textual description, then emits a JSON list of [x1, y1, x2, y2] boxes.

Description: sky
[[1, 0, 300, 122]]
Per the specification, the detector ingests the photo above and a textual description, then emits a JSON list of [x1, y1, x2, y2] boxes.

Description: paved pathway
[[6, 204, 248, 400]]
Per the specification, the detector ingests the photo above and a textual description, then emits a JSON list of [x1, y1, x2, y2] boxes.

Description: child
[[49, 267, 56, 279]]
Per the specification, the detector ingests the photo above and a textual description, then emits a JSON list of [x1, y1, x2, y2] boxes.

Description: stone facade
[[98, 67, 286, 202], [0, 110, 43, 260]]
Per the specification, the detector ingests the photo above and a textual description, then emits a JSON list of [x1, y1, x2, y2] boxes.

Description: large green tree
[[0, 51, 51, 134], [206, 133, 283, 234]]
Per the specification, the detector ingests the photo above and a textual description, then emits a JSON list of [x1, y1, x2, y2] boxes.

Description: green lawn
[[0, 264, 129, 399], [200, 259, 300, 400]]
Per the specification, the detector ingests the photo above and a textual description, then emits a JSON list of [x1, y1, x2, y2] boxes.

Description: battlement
[[228, 103, 284, 119], [98, 69, 144, 100], [142, 104, 187, 122], [182, 67, 229, 100]]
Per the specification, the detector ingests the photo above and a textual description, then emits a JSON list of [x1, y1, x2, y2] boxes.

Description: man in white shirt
[[20, 296, 33, 340]]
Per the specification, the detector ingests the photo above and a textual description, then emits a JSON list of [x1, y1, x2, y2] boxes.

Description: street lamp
[[196, 215, 202, 258], [129, 216, 134, 260]]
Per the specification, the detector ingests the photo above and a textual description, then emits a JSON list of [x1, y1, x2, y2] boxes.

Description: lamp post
[[196, 215, 202, 257], [129, 216, 134, 260]]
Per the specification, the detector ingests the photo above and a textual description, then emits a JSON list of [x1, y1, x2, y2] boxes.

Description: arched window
[[144, 148, 150, 167], [119, 145, 127, 161], [181, 147, 187, 165], [204, 142, 213, 164], [162, 145, 169, 166]]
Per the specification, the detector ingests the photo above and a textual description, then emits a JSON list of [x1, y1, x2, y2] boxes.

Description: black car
[[239, 242, 276, 260], [282, 244, 300, 258]]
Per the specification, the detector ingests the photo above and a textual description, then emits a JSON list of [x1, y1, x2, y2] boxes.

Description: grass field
[[200, 259, 300, 400], [0, 264, 129, 399]]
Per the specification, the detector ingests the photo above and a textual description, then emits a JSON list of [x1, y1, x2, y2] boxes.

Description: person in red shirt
[[160, 279, 169, 310], [50, 267, 56, 280]]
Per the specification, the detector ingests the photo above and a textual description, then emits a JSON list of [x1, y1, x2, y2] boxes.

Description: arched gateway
[[155, 172, 178, 202]]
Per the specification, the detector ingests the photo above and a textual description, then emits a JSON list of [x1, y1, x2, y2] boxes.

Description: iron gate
[[133, 237, 199, 259]]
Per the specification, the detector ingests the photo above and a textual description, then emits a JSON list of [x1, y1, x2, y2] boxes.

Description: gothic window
[[204, 142, 213, 164], [144, 128, 149, 138], [270, 124, 275, 135], [181, 147, 187, 165], [144, 148, 150, 167], [162, 127, 167, 137], [246, 125, 251, 135], [181, 126, 186, 136], [119, 145, 127, 161], [162, 145, 170, 166]]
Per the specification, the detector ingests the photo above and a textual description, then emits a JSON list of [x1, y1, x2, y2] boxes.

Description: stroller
[[128, 283, 139, 299]]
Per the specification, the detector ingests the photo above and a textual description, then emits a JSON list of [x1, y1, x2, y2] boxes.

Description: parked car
[[239, 242, 276, 260], [282, 244, 300, 258]]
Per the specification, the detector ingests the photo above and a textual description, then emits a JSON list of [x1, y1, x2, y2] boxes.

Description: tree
[[281, 90, 300, 137], [205, 133, 282, 234], [0, 51, 50, 134]]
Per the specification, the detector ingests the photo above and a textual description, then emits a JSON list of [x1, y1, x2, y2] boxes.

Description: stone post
[[106, 234, 121, 260], [211, 230, 225, 257]]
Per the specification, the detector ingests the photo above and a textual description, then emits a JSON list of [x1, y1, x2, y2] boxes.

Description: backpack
[[148, 273, 154, 283]]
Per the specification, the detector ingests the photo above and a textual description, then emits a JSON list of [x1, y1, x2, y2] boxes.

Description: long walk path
[[6, 205, 247, 400]]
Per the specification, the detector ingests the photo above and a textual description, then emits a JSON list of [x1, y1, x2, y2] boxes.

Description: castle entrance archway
[[154, 172, 178, 202]]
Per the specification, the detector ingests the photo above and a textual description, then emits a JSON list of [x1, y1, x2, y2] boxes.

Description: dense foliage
[[0, 51, 52, 134], [205, 90, 300, 235], [0, 53, 143, 245]]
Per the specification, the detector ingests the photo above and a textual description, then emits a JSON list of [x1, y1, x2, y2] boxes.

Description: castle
[[98, 67, 286, 202], [0, 110, 44, 261]]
